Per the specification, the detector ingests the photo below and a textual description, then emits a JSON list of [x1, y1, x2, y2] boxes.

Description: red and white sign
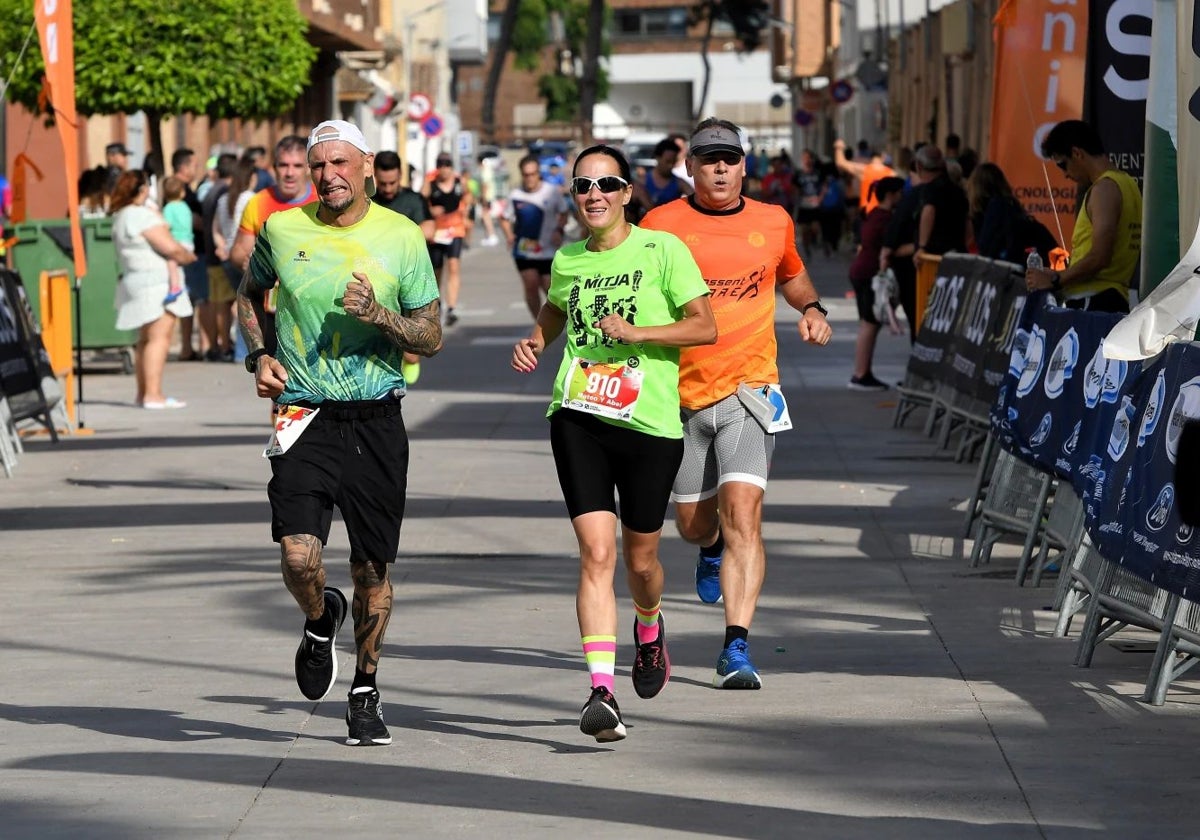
[[408, 93, 432, 120]]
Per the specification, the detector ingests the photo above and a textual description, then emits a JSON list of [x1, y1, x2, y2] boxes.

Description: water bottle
[[1025, 248, 1043, 271]]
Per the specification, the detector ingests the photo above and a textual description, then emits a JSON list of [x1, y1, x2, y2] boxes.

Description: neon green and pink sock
[[582, 634, 616, 691], [634, 601, 661, 645]]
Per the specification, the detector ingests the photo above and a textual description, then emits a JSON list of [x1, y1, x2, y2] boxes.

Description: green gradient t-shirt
[[547, 224, 708, 438], [247, 202, 438, 403]]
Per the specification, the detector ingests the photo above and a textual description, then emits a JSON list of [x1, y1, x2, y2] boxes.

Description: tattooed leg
[[350, 559, 393, 674], [280, 534, 327, 619]]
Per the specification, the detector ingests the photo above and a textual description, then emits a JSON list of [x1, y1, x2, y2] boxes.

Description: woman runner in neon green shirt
[[512, 144, 716, 742]]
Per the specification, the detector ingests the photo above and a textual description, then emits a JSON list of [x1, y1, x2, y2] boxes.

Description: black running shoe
[[631, 616, 670, 699], [445, 308, 459, 327], [294, 587, 347, 701], [848, 373, 889, 391], [345, 688, 392, 746], [578, 686, 627, 742]]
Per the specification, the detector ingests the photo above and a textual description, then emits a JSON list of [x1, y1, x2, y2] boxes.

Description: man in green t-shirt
[[238, 119, 441, 748]]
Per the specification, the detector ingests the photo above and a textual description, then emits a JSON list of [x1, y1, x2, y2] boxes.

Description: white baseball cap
[[307, 119, 376, 197]]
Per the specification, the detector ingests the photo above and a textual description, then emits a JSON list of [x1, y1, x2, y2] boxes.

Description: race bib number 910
[[561, 358, 643, 421]]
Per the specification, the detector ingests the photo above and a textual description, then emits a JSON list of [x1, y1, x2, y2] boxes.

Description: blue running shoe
[[714, 639, 762, 690], [695, 549, 722, 604]]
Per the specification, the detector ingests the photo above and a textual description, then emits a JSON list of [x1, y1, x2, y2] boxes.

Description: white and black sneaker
[[579, 686, 627, 742], [294, 587, 347, 701], [346, 687, 392, 746]]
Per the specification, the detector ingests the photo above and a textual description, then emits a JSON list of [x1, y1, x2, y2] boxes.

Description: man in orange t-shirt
[[229, 136, 317, 355], [834, 138, 894, 216], [642, 118, 832, 691]]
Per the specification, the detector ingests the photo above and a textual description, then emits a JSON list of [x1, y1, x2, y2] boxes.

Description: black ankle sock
[[351, 669, 377, 691], [305, 605, 334, 638], [724, 625, 749, 648], [702, 530, 725, 560]]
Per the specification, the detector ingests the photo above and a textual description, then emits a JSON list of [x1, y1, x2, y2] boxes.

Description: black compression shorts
[[549, 409, 683, 534]]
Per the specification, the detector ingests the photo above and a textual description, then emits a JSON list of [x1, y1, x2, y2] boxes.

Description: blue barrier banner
[[993, 298, 1200, 600], [909, 254, 1027, 403]]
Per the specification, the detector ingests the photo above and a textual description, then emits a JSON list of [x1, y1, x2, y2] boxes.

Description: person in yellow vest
[[1026, 120, 1142, 313]]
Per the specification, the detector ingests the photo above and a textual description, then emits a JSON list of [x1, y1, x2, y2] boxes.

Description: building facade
[[455, 0, 797, 154]]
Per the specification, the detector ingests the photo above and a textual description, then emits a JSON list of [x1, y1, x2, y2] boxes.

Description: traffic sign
[[457, 130, 475, 158], [793, 109, 814, 127], [421, 114, 444, 138], [831, 80, 854, 104], [408, 93, 432, 120]]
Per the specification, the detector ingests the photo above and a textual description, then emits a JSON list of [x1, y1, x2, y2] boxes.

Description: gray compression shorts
[[671, 392, 775, 503]]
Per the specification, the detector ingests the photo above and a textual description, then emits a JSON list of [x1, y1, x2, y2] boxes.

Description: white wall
[[607, 50, 777, 124]]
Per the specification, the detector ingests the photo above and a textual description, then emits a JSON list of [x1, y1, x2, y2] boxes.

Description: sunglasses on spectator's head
[[570, 175, 629, 195]]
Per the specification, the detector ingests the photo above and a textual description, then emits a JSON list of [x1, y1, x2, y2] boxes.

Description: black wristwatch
[[802, 300, 828, 317], [245, 348, 269, 374]]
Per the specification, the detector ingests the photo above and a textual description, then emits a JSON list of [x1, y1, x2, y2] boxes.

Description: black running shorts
[[549, 409, 684, 534], [267, 399, 409, 564], [428, 237, 464, 269], [514, 257, 553, 276]]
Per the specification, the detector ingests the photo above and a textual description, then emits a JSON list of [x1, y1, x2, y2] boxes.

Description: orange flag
[[10, 153, 44, 225], [34, 0, 86, 280], [988, 0, 1089, 254]]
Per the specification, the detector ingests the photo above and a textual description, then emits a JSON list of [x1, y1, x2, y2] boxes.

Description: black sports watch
[[245, 348, 269, 374], [801, 300, 828, 317]]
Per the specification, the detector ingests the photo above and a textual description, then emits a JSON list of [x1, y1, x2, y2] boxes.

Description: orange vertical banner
[[9, 153, 44, 225], [34, 0, 87, 281], [988, 1, 1089, 252]]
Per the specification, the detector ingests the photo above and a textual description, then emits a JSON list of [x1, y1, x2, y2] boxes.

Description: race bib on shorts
[[516, 237, 543, 258], [561, 358, 643, 422], [433, 228, 456, 245], [263, 405, 320, 458], [736, 383, 792, 434]]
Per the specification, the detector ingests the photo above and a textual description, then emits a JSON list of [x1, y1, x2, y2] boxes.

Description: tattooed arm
[[237, 265, 289, 398], [236, 264, 270, 354], [343, 271, 443, 357]]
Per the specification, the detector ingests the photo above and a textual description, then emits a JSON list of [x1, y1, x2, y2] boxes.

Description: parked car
[[620, 132, 665, 171]]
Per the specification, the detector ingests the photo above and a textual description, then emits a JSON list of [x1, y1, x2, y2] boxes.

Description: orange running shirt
[[641, 197, 804, 410], [858, 160, 895, 214], [238, 184, 317, 237]]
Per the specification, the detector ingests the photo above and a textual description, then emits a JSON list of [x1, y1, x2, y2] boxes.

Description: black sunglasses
[[570, 175, 629, 195], [1053, 157, 1069, 172], [695, 151, 743, 166]]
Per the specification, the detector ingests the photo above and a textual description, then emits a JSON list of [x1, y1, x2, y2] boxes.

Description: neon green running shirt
[[546, 224, 708, 438], [247, 202, 438, 403]]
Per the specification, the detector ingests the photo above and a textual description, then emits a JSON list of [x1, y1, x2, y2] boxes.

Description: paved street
[[2, 236, 1198, 839]]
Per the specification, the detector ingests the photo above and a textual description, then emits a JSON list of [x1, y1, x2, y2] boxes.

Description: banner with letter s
[[1085, 0, 1151, 187]]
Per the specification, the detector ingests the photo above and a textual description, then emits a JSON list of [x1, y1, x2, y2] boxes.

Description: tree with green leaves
[[480, 0, 608, 144], [0, 0, 317, 159], [689, 1, 768, 122]]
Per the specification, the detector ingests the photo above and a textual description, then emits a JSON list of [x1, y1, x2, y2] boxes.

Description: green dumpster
[[8, 217, 137, 353]]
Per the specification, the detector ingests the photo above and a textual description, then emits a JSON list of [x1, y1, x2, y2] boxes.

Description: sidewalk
[[2, 234, 1197, 839]]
